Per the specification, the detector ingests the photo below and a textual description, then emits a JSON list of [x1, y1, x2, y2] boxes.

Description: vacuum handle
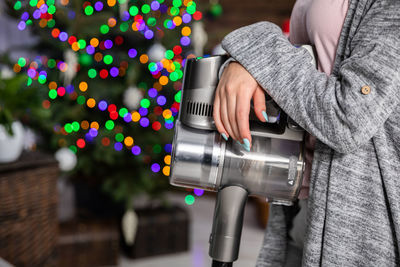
[[209, 186, 248, 263]]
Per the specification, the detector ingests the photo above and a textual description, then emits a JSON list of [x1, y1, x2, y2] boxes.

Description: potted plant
[[0, 71, 38, 163]]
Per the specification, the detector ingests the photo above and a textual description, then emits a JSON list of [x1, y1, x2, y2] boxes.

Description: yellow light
[[173, 16, 182, 26], [139, 54, 149, 64], [87, 98, 96, 108], [131, 112, 141, 122], [131, 22, 139, 31], [39, 19, 47, 28], [94, 52, 103, 62], [181, 26, 191, 36], [108, 18, 117, 27], [81, 120, 89, 130], [163, 109, 172, 119], [13, 64, 21, 73], [159, 76, 168, 85], [71, 42, 80, 51], [107, 0, 116, 7], [49, 81, 57, 90], [90, 121, 99, 130], [90, 38, 99, 47], [79, 82, 88, 92], [164, 155, 171, 165], [162, 166, 170, 176], [124, 136, 134, 147]]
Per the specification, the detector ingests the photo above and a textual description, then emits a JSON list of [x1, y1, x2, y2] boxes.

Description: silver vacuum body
[[170, 47, 316, 265], [170, 53, 315, 204]]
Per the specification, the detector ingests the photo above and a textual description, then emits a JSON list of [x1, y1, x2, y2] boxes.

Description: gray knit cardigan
[[221, 0, 400, 266]]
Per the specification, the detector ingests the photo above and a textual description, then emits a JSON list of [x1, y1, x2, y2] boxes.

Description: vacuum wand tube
[[209, 186, 249, 266]]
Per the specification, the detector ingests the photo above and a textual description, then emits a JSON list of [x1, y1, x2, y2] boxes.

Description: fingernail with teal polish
[[236, 140, 242, 145], [221, 133, 228, 141], [262, 111, 269, 122], [242, 138, 251, 151]]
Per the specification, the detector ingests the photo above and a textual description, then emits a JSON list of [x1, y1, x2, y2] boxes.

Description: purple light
[[33, 10, 41, 19], [98, 100, 108, 111], [151, 163, 161, 173], [89, 128, 98, 137], [27, 69, 36, 78], [21, 12, 29, 21], [66, 85, 74, 94], [151, 1, 160, 10], [157, 95, 167, 106], [148, 88, 157, 98], [59, 32, 68, 42], [131, 145, 141, 155], [86, 45, 95, 54], [182, 13, 192, 23], [18, 21, 26, 31], [139, 117, 150, 127], [104, 40, 113, 49], [139, 107, 148, 116], [85, 133, 94, 142], [165, 122, 174, 129], [144, 30, 154, 40], [114, 142, 123, 151], [121, 11, 130, 21], [110, 67, 119, 77], [123, 113, 132, 123], [160, 4, 168, 13], [194, 188, 204, 196], [164, 144, 172, 153], [94, 1, 104, 11], [40, 4, 48, 13], [157, 62, 164, 71], [128, 48, 137, 58], [68, 11, 76, 19], [180, 36, 191, 46], [138, 22, 146, 31]]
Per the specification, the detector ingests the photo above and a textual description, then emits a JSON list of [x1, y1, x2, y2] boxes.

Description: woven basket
[[0, 152, 59, 267]]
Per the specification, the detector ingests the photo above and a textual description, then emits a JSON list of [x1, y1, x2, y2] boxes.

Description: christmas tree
[[5, 0, 204, 208]]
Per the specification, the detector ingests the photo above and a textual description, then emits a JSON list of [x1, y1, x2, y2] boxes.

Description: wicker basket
[[0, 152, 59, 267]]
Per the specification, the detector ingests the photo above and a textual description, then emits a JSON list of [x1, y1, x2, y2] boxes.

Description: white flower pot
[[0, 121, 24, 163]]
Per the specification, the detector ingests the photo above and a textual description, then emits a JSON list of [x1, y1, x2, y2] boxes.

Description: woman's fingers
[[213, 92, 229, 141], [236, 87, 252, 151], [220, 88, 239, 141], [253, 86, 268, 123]]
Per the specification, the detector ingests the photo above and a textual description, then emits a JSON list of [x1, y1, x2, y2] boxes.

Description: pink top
[[289, 0, 349, 199]]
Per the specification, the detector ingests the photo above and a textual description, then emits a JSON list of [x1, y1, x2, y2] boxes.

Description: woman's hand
[[213, 62, 268, 151]]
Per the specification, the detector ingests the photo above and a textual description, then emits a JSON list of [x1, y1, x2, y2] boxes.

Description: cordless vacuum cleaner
[[170, 46, 316, 267]]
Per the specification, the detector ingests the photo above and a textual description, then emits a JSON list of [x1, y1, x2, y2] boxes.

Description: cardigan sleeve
[[221, 0, 400, 154]]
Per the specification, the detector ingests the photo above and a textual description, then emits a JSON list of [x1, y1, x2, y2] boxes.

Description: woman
[[213, 0, 400, 266]]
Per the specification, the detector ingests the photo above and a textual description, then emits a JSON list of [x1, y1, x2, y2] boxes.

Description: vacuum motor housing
[[170, 50, 315, 204]]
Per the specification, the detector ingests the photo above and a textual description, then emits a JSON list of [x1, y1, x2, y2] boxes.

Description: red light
[[110, 111, 118, 120], [42, 100, 51, 109], [57, 87, 66, 96], [193, 11, 202, 21], [77, 138, 86, 148], [154, 106, 163, 115], [51, 28, 60, 38], [134, 15, 143, 22], [101, 137, 110, 146], [115, 36, 124, 45], [152, 121, 161, 131], [173, 45, 182, 55], [108, 104, 117, 112], [99, 41, 106, 50], [68, 36, 77, 45], [99, 69, 108, 79]]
